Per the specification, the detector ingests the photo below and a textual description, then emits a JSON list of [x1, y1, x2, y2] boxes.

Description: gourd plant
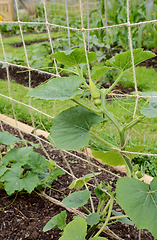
[[0, 131, 64, 195], [27, 47, 157, 239]]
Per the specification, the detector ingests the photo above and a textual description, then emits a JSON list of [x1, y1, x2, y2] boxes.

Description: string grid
[[0, 0, 157, 236]]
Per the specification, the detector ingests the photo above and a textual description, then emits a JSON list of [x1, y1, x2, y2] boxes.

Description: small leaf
[[43, 211, 67, 232], [112, 210, 134, 226], [69, 172, 101, 190], [92, 150, 124, 166], [51, 47, 97, 66], [106, 49, 155, 72], [59, 217, 87, 240], [0, 131, 20, 145], [116, 177, 157, 238], [62, 190, 91, 208], [27, 76, 84, 101], [91, 66, 111, 81], [86, 213, 100, 225], [49, 105, 103, 150]]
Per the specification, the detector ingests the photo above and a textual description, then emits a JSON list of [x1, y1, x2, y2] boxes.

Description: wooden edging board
[[0, 114, 153, 185]]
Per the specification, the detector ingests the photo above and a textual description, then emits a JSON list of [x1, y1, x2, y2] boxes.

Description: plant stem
[[100, 197, 112, 217], [82, 205, 91, 214], [72, 99, 101, 114], [101, 89, 121, 131], [123, 115, 145, 132], [76, 64, 83, 78], [84, 181, 95, 213], [104, 71, 123, 95], [102, 214, 129, 221], [90, 131, 118, 149], [94, 196, 114, 237]]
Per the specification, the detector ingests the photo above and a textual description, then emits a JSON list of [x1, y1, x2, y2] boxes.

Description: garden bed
[[0, 122, 155, 240]]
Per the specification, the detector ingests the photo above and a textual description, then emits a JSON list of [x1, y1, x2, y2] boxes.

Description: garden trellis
[[0, 0, 157, 238]]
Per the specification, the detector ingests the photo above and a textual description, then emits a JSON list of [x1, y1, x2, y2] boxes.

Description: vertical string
[[43, 0, 59, 76], [0, 32, 27, 145], [65, 0, 71, 49], [87, 0, 90, 51], [79, 0, 91, 81], [104, 0, 109, 48], [127, 0, 139, 118]]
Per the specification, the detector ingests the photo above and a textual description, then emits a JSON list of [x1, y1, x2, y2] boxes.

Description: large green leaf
[[0, 131, 20, 145], [27, 76, 84, 101], [106, 49, 155, 72], [51, 47, 97, 66], [59, 217, 87, 240], [62, 190, 91, 208], [2, 147, 33, 166], [138, 91, 157, 118], [140, 104, 157, 118], [43, 211, 67, 232], [91, 66, 111, 81], [92, 150, 124, 166], [1, 167, 40, 195], [0, 165, 7, 177], [49, 105, 103, 150], [116, 177, 157, 238]]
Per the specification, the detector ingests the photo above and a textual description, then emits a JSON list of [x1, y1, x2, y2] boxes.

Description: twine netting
[[0, 0, 157, 228]]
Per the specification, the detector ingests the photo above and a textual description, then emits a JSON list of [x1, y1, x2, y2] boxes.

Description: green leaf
[[140, 104, 157, 118], [0, 165, 7, 177], [125, 146, 146, 160], [69, 172, 101, 190], [43, 211, 67, 232], [91, 66, 111, 81], [51, 47, 97, 66], [1, 167, 40, 195], [62, 190, 91, 208], [27, 76, 84, 101], [106, 49, 155, 72], [21, 171, 40, 193], [112, 210, 134, 226], [59, 217, 87, 240], [0, 131, 20, 145], [92, 150, 124, 166], [27, 152, 48, 173], [116, 177, 157, 238], [49, 105, 103, 150], [86, 213, 100, 225], [2, 147, 33, 166]]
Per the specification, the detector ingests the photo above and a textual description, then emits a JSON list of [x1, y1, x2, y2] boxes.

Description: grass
[[0, 31, 67, 68]]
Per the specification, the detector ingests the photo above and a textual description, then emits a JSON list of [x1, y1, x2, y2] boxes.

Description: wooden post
[[0, 0, 14, 21]]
